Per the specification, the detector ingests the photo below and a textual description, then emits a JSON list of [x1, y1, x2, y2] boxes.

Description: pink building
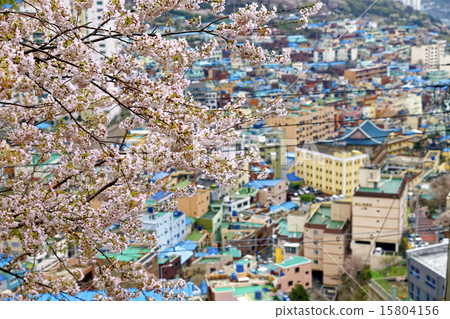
[[271, 256, 312, 293]]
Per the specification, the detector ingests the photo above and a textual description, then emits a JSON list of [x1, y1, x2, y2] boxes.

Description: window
[[416, 286, 420, 300], [410, 265, 420, 279], [410, 283, 414, 299], [288, 281, 293, 286], [313, 250, 318, 255], [426, 293, 430, 301], [426, 275, 436, 289], [295, 267, 300, 273], [313, 260, 318, 265], [306, 271, 309, 275], [210, 268, 216, 273], [305, 282, 309, 286], [313, 230, 319, 235]]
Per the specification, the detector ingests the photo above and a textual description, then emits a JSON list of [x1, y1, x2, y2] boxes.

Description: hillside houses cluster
[[1, 14, 450, 301]]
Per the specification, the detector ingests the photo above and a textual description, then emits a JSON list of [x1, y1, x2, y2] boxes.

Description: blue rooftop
[[150, 191, 172, 201], [159, 240, 198, 264], [286, 172, 302, 182], [36, 122, 52, 130], [269, 201, 298, 212], [325, 120, 393, 146], [22, 285, 195, 301], [152, 172, 170, 180], [244, 179, 282, 189]]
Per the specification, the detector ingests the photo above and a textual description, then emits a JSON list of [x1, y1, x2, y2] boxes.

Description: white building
[[141, 210, 186, 249], [399, 0, 421, 11], [411, 40, 446, 70]]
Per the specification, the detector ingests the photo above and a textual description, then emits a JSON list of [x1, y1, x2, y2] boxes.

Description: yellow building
[[172, 180, 211, 218], [295, 145, 369, 196], [303, 200, 351, 286]]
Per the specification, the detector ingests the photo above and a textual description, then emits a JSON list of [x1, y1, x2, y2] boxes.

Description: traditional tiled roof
[[323, 120, 393, 146]]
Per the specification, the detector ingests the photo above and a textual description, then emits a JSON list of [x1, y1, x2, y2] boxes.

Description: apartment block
[[295, 146, 369, 196], [265, 104, 335, 151], [406, 243, 447, 301], [303, 201, 351, 287], [141, 210, 186, 249], [411, 40, 446, 70], [351, 167, 408, 260], [344, 64, 388, 83]]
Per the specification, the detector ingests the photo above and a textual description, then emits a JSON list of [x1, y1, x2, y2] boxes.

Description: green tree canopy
[[301, 193, 315, 202], [289, 284, 309, 301]]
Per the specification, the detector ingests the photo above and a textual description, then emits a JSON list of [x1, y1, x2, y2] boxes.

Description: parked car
[[374, 247, 384, 255], [408, 233, 423, 243]]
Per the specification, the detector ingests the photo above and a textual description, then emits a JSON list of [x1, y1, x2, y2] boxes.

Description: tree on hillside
[[430, 175, 450, 210], [289, 284, 309, 301], [0, 0, 323, 300], [301, 193, 315, 202]]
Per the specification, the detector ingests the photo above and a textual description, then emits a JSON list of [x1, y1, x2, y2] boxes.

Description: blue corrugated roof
[[270, 201, 298, 212], [150, 191, 171, 201], [286, 172, 302, 182], [0, 255, 13, 268], [244, 179, 282, 189], [28, 285, 194, 301], [36, 122, 52, 130], [152, 172, 170, 180], [158, 240, 198, 264]]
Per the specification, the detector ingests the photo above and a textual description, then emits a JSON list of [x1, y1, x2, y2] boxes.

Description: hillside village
[[0, 1, 450, 302]]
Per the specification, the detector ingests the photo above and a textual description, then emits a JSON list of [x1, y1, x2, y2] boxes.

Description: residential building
[[303, 201, 351, 286], [197, 210, 224, 243], [96, 245, 159, 278], [141, 210, 186, 249], [295, 145, 369, 196], [270, 256, 313, 293], [244, 179, 287, 205], [344, 64, 388, 83], [400, 0, 421, 10], [351, 167, 408, 259], [173, 180, 211, 218], [158, 254, 182, 280], [406, 243, 447, 301], [411, 40, 446, 70], [265, 104, 335, 151]]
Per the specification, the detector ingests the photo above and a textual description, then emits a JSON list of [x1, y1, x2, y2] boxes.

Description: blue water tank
[[235, 224, 240, 229], [198, 225, 202, 231], [232, 210, 237, 217], [236, 263, 244, 273], [231, 272, 237, 281], [280, 271, 285, 277], [255, 290, 262, 300], [187, 282, 194, 295], [147, 207, 153, 213]]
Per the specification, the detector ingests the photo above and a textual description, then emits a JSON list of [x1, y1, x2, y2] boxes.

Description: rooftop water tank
[[236, 263, 244, 273], [255, 290, 262, 300]]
